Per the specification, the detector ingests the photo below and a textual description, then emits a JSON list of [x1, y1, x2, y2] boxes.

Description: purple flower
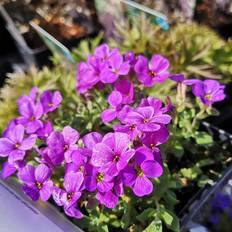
[[18, 164, 53, 201], [114, 123, 141, 140], [184, 79, 225, 105], [101, 91, 123, 123], [28, 87, 39, 101], [122, 147, 163, 197], [114, 79, 134, 105], [52, 172, 83, 219], [39, 147, 64, 168], [140, 96, 174, 114], [76, 61, 100, 93], [40, 90, 62, 113], [169, 73, 185, 83], [141, 126, 169, 150], [47, 126, 79, 163], [85, 165, 114, 192], [1, 160, 25, 179], [36, 121, 53, 140], [2, 119, 18, 138], [82, 132, 103, 150], [101, 51, 130, 83], [94, 43, 112, 62], [17, 96, 43, 133], [0, 124, 37, 163], [124, 106, 171, 132], [134, 54, 170, 87], [91, 132, 135, 176], [96, 177, 123, 209], [65, 149, 89, 174], [124, 51, 137, 66]]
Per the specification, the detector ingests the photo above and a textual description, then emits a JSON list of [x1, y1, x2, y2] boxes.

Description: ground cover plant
[[0, 41, 230, 232]]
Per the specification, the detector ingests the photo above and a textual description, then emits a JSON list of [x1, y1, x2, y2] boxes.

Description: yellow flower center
[[79, 165, 84, 173], [135, 166, 144, 177], [205, 94, 212, 100], [15, 143, 21, 149], [35, 181, 43, 190], [96, 173, 104, 183]]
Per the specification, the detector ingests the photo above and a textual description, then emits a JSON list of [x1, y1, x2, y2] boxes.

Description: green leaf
[[143, 219, 162, 232], [173, 142, 184, 158], [180, 167, 201, 180], [196, 158, 214, 168], [160, 209, 180, 232], [195, 132, 213, 145], [97, 225, 109, 232], [99, 213, 109, 223], [163, 190, 179, 207], [121, 199, 136, 229], [136, 208, 156, 222]]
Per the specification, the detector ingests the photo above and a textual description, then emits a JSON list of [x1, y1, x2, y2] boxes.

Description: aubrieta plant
[[0, 44, 226, 232]]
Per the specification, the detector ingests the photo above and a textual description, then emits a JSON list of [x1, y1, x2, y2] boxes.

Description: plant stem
[[191, 106, 206, 130]]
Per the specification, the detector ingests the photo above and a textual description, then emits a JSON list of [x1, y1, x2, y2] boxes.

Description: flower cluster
[[76, 44, 170, 94], [0, 88, 169, 219], [0, 44, 226, 221]]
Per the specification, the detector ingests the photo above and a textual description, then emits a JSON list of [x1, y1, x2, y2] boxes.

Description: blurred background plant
[[110, 14, 231, 83]]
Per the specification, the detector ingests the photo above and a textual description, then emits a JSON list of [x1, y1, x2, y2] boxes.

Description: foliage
[[110, 15, 231, 83]]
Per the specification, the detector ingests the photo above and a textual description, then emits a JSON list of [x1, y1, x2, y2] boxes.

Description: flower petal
[[64, 172, 83, 193], [82, 132, 102, 149], [22, 185, 39, 201], [40, 180, 53, 201], [0, 138, 14, 157], [97, 180, 114, 192], [18, 165, 35, 184], [1, 161, 17, 179], [52, 187, 65, 206], [142, 160, 163, 178], [114, 132, 130, 154], [35, 164, 52, 183], [108, 91, 122, 107], [8, 150, 25, 163], [92, 143, 113, 167], [96, 191, 118, 209], [101, 108, 117, 123], [64, 205, 83, 219], [133, 176, 153, 197], [150, 54, 169, 73], [62, 126, 79, 145], [20, 134, 37, 150]]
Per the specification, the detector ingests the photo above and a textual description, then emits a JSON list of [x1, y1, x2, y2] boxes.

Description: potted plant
[[0, 33, 230, 232]]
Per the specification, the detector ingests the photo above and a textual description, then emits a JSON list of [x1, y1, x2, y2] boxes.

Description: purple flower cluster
[[76, 44, 170, 93], [0, 88, 170, 219], [0, 44, 226, 222], [0, 88, 62, 170]]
